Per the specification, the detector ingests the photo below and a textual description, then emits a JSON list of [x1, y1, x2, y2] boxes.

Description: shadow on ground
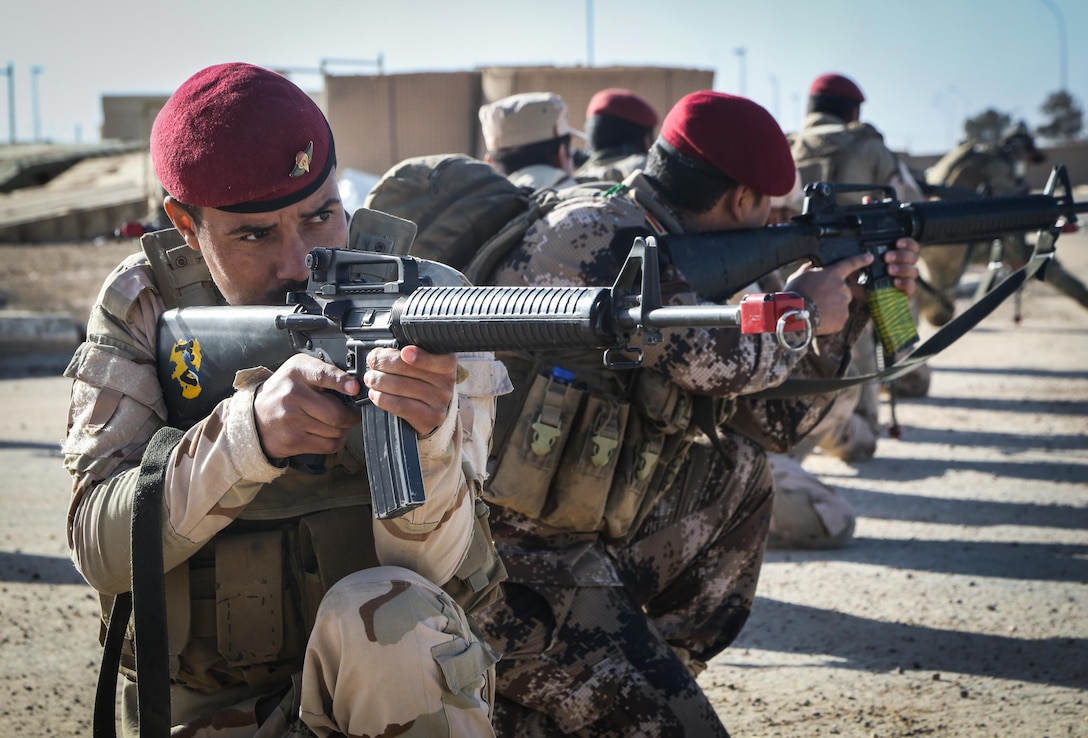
[[732, 597, 1087, 689]]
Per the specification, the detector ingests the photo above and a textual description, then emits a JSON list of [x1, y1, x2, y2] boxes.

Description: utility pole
[[769, 74, 780, 121], [734, 48, 747, 96], [585, 0, 595, 66], [30, 65, 43, 143], [1038, 0, 1068, 91], [5, 62, 14, 144]]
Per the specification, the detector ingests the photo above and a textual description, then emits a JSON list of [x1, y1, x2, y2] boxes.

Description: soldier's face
[[176, 170, 349, 306]]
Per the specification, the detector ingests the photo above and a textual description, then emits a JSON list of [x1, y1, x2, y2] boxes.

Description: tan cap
[[479, 92, 584, 151]]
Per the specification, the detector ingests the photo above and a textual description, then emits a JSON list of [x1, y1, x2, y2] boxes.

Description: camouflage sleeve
[[63, 261, 286, 595], [374, 352, 511, 586], [730, 300, 871, 452], [491, 200, 808, 398]]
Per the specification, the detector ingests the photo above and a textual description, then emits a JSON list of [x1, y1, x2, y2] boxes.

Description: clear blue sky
[[4, 0, 1084, 155]]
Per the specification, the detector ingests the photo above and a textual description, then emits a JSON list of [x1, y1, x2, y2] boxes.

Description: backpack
[[362, 153, 620, 283], [789, 122, 883, 188]]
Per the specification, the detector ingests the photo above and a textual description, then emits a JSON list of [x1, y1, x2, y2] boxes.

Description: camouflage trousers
[[141, 567, 497, 738], [478, 434, 773, 737]]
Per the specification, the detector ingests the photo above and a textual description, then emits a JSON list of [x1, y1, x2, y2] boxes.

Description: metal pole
[[1038, 0, 1068, 91], [5, 62, 14, 144], [734, 48, 746, 96], [585, 0, 595, 66], [30, 65, 42, 143], [769, 75, 779, 121]]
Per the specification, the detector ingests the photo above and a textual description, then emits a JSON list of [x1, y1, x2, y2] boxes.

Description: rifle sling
[[93, 426, 184, 738], [752, 235, 1055, 398]]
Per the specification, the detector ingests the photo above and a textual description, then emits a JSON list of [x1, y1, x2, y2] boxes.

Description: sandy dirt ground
[[0, 230, 1085, 736]]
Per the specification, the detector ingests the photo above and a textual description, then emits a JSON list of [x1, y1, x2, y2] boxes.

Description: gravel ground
[[1, 231, 1085, 737]]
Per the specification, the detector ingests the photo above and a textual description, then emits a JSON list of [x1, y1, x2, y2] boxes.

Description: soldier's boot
[[887, 363, 932, 398], [767, 454, 856, 550]]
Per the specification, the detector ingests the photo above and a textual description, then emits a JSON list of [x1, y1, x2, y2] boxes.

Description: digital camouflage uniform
[[62, 239, 511, 737], [474, 172, 871, 736], [922, 141, 1088, 323]]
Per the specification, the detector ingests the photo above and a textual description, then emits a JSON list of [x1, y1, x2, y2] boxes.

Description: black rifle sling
[[93, 593, 131, 738], [93, 426, 184, 738], [752, 233, 1056, 399]]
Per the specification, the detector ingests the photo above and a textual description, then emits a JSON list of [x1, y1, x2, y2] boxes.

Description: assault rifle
[[662, 164, 1087, 357], [158, 231, 809, 520]]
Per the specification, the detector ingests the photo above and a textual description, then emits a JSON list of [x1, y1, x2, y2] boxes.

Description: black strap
[[691, 395, 734, 471], [92, 426, 184, 738], [750, 230, 1057, 398], [93, 593, 131, 738]]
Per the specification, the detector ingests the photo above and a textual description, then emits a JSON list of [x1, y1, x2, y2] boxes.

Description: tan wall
[[326, 72, 483, 175], [100, 96, 169, 142], [326, 65, 715, 177]]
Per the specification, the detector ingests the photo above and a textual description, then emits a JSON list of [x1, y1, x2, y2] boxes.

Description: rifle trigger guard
[[776, 309, 812, 353]]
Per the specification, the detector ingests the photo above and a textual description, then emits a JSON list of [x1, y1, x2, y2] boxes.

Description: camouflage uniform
[[922, 141, 1088, 323], [574, 146, 648, 184], [474, 173, 871, 735], [62, 243, 509, 736], [507, 164, 576, 191]]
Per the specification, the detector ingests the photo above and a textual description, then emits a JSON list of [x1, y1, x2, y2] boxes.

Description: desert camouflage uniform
[[475, 172, 871, 736], [507, 163, 576, 191], [62, 245, 510, 737], [574, 146, 648, 185]]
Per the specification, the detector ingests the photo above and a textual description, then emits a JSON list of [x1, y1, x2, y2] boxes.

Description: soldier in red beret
[[574, 87, 660, 183], [470, 90, 922, 736], [789, 72, 927, 479], [61, 62, 506, 737]]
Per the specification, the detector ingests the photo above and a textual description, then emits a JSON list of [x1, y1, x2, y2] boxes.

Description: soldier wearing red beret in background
[[788, 72, 928, 476], [61, 62, 509, 737], [471, 90, 921, 736], [574, 87, 660, 183]]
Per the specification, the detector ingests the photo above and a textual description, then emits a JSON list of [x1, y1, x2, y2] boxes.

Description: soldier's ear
[[164, 197, 202, 252], [721, 185, 749, 222]]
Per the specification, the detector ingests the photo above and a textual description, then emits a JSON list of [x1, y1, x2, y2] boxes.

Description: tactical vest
[[106, 230, 505, 691], [478, 198, 733, 544], [790, 121, 885, 193]]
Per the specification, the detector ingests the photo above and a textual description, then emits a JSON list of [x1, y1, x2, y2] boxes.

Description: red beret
[[151, 62, 335, 213], [808, 73, 865, 103], [659, 91, 795, 197], [586, 88, 659, 129]]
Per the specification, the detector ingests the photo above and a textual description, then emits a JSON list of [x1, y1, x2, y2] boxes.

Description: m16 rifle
[[661, 164, 1087, 360], [158, 233, 809, 520]]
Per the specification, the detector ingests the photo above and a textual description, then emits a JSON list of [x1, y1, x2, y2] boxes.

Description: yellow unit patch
[[169, 337, 204, 400]]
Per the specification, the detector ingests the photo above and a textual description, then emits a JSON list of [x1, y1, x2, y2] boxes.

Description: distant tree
[[1037, 90, 1083, 141], [963, 109, 1012, 143]]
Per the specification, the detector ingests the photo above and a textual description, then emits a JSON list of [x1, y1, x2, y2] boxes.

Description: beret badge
[[290, 141, 314, 178]]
